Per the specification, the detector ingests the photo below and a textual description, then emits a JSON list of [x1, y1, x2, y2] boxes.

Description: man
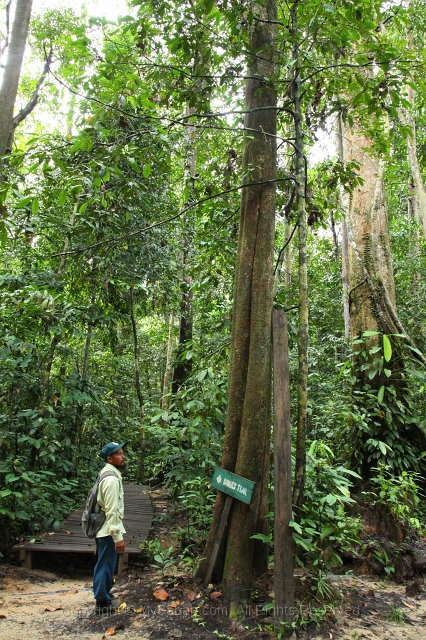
[[93, 441, 127, 614]]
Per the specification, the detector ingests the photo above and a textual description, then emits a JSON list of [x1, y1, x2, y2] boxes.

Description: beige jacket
[[96, 463, 126, 543]]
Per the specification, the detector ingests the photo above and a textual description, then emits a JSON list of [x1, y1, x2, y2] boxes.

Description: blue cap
[[100, 441, 127, 460]]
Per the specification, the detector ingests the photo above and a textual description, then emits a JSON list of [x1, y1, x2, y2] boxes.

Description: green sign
[[211, 467, 255, 505]]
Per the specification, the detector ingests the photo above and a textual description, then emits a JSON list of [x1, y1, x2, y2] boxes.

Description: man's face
[[107, 448, 126, 468]]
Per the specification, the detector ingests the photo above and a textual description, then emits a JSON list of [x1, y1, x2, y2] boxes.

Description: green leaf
[[143, 164, 151, 178], [383, 334, 392, 362], [251, 533, 272, 543], [362, 331, 380, 337], [377, 385, 385, 403], [0, 221, 7, 247], [16, 196, 33, 209], [289, 520, 303, 534], [58, 190, 67, 206], [378, 441, 387, 455], [31, 198, 39, 214]]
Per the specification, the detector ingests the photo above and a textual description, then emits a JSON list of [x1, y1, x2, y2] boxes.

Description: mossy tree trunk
[[196, 0, 278, 616], [172, 107, 196, 395], [291, 0, 309, 521], [130, 286, 145, 482]]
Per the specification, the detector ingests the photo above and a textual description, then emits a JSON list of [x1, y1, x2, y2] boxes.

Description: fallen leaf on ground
[[115, 623, 125, 630], [65, 530, 74, 534], [68, 587, 78, 594], [187, 591, 195, 602], [103, 627, 115, 638], [169, 601, 183, 608], [211, 591, 222, 598], [402, 599, 418, 610], [116, 602, 126, 612], [369, 610, 380, 616], [0, 614, 6, 619], [132, 606, 145, 614], [44, 606, 63, 612], [153, 588, 169, 601]]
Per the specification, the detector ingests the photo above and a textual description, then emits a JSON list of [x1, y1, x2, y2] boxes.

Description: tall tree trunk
[[291, 0, 309, 520], [130, 287, 145, 482], [341, 123, 426, 479], [28, 203, 77, 470], [344, 127, 396, 341], [0, 0, 33, 168], [196, 0, 277, 617], [337, 113, 351, 339], [6, 46, 53, 154], [398, 86, 426, 242], [172, 107, 196, 394], [72, 267, 96, 455], [161, 313, 174, 415]]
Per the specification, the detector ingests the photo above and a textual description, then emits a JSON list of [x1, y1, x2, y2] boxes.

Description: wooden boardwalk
[[13, 484, 153, 573]]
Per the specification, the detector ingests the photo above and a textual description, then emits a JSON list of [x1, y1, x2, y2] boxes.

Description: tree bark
[[6, 46, 53, 153], [343, 126, 396, 341], [398, 86, 426, 243], [161, 313, 174, 415], [172, 106, 196, 394], [196, 0, 277, 617], [0, 0, 33, 168], [337, 113, 351, 339], [291, 0, 309, 521], [130, 287, 145, 482]]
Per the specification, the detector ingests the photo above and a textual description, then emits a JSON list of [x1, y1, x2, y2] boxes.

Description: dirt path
[[2, 492, 426, 639], [1, 565, 426, 640]]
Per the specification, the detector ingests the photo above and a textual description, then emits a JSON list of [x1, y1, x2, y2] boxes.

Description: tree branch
[[50, 176, 295, 258], [12, 47, 53, 130]]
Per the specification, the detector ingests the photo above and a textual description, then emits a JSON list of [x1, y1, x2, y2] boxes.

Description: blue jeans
[[93, 536, 118, 602]]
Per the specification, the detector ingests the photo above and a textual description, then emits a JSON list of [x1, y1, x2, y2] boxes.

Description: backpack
[[81, 470, 117, 538]]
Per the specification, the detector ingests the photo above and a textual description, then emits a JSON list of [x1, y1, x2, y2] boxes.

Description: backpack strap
[[97, 470, 118, 485]]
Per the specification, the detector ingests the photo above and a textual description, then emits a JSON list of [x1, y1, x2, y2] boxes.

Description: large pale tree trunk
[[343, 126, 396, 341], [196, 0, 277, 616], [0, 0, 33, 167], [399, 86, 426, 243], [340, 123, 426, 480]]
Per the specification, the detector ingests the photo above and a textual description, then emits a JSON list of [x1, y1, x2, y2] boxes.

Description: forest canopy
[[1, 0, 426, 620]]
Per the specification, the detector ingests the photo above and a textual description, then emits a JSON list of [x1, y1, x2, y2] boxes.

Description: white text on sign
[[222, 478, 248, 496]]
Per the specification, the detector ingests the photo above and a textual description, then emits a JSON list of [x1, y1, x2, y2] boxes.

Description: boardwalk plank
[[13, 483, 153, 557]]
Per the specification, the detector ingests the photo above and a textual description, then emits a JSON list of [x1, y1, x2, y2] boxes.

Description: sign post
[[204, 468, 255, 587], [272, 309, 294, 634]]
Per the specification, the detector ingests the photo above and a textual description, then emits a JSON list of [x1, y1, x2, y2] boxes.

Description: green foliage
[[290, 441, 362, 570], [386, 604, 404, 624], [339, 333, 426, 474], [0, 460, 80, 536], [365, 464, 421, 531], [146, 368, 226, 487]]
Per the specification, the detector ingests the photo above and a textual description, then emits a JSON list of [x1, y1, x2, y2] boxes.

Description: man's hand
[[115, 540, 126, 553]]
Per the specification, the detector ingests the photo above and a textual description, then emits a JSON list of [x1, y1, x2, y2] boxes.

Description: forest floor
[[1, 489, 426, 640]]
